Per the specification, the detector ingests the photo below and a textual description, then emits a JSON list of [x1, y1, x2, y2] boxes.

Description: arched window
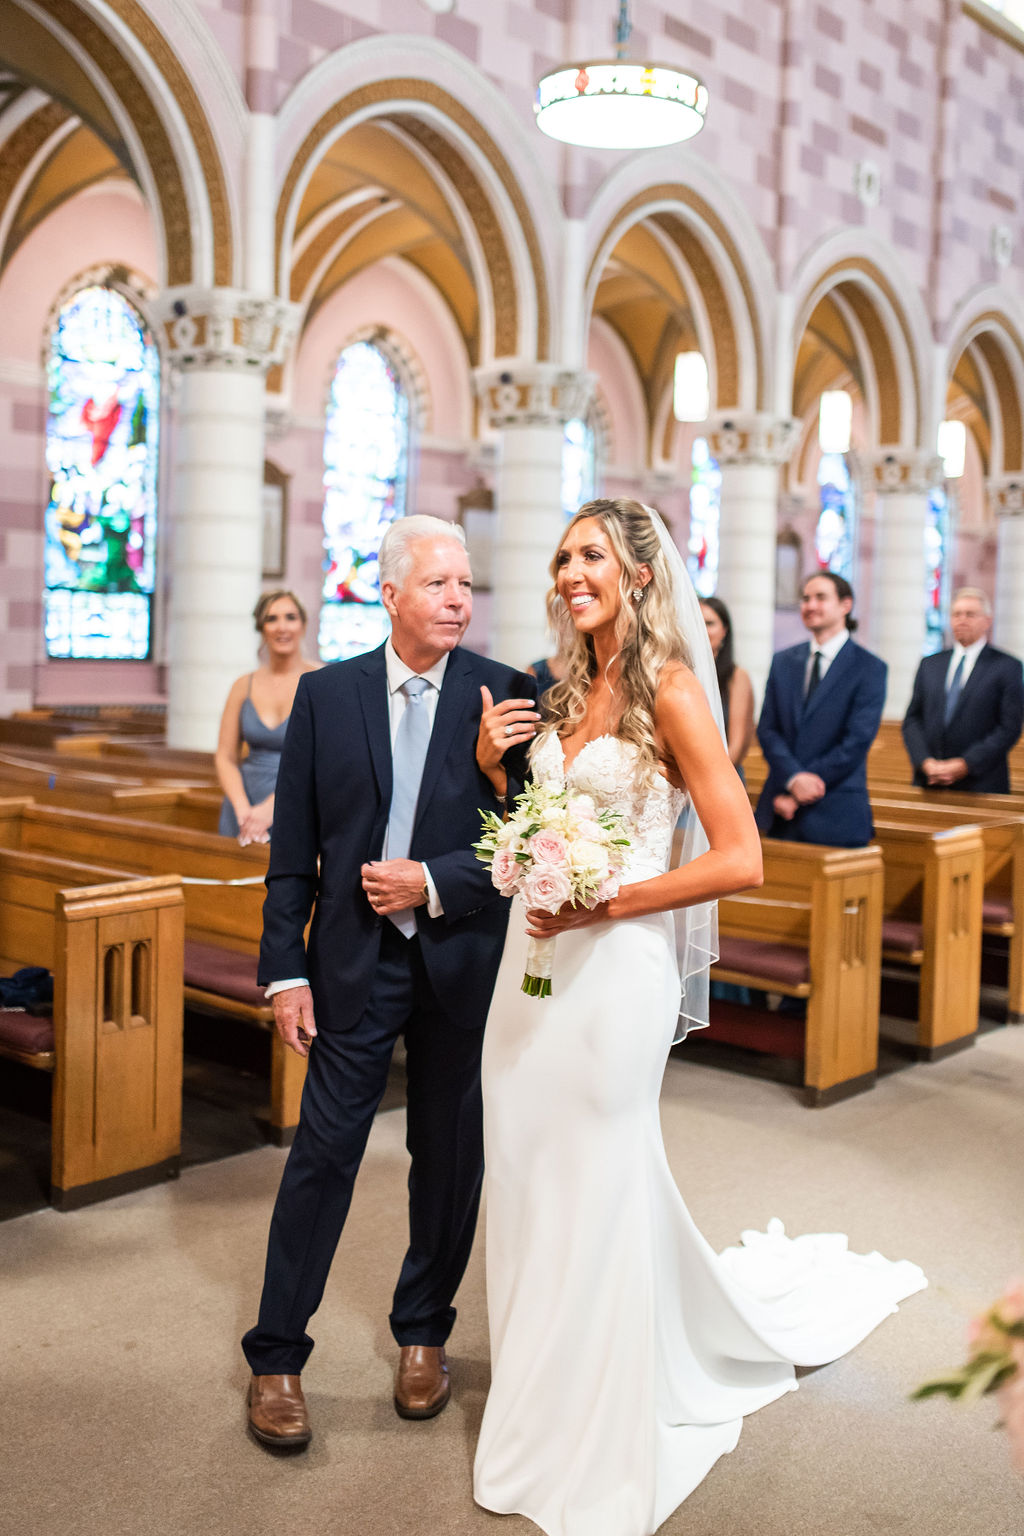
[[318, 340, 410, 661], [815, 452, 856, 580], [687, 436, 720, 597], [44, 285, 159, 659], [562, 416, 596, 517], [925, 485, 951, 654]]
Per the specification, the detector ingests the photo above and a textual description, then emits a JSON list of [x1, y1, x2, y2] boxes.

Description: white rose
[[569, 839, 610, 879]]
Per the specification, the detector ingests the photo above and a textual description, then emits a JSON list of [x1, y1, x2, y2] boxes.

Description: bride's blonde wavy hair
[[540, 498, 693, 783]]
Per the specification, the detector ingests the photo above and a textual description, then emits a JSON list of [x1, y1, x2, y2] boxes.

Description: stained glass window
[[562, 416, 596, 517], [925, 485, 951, 655], [687, 436, 720, 597], [44, 285, 159, 659], [815, 452, 856, 580], [319, 341, 409, 661]]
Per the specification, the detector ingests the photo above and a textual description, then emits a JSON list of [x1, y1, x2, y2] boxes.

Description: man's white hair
[[951, 586, 992, 615], [378, 515, 467, 591]]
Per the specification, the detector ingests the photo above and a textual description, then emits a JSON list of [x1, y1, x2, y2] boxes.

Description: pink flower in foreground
[[593, 874, 620, 903], [491, 847, 520, 894], [529, 830, 568, 868], [523, 865, 572, 913]]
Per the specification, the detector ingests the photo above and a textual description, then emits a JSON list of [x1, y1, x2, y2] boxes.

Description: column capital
[[154, 287, 300, 373], [867, 448, 944, 496], [988, 475, 1024, 518], [707, 413, 799, 466], [474, 362, 594, 429]]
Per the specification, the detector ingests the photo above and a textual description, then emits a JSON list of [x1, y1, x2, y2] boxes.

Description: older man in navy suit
[[902, 587, 1024, 793], [755, 571, 887, 848], [242, 515, 537, 1449]]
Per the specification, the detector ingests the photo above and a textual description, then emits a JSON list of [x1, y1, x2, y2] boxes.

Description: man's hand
[[773, 792, 798, 821], [787, 771, 826, 805], [362, 859, 428, 916], [923, 756, 968, 786], [272, 984, 317, 1058]]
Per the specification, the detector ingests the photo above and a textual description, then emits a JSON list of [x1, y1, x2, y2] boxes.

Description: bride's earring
[[632, 586, 646, 604]]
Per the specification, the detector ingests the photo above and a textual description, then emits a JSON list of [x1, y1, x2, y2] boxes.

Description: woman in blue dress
[[215, 590, 320, 844]]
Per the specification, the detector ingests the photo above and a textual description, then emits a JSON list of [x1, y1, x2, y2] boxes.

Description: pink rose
[[491, 847, 520, 895], [567, 794, 596, 819], [571, 817, 605, 842], [523, 866, 573, 913], [593, 874, 620, 903], [529, 830, 568, 868]]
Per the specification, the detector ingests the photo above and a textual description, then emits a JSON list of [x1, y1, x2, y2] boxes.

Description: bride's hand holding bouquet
[[475, 781, 630, 997]]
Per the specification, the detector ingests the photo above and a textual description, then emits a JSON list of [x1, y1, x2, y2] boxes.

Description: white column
[[869, 450, 943, 720], [992, 477, 1024, 660], [710, 413, 798, 706], [476, 364, 593, 668], [155, 288, 299, 749]]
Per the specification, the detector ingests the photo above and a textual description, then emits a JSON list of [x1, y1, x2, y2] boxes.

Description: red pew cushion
[[184, 940, 266, 1008], [0, 1009, 55, 1056], [715, 935, 810, 987]]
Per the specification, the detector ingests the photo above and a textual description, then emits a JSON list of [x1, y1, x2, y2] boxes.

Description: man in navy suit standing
[[756, 571, 887, 848], [902, 587, 1024, 793], [242, 515, 538, 1448]]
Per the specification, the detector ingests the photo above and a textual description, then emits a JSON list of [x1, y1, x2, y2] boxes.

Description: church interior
[[0, 2, 1022, 1532]]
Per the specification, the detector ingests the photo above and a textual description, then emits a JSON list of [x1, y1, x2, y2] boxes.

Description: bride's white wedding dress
[[473, 733, 926, 1536]]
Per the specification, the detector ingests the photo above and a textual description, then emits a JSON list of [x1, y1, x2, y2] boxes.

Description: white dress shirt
[[266, 640, 449, 999], [945, 637, 986, 691], [803, 626, 850, 692]]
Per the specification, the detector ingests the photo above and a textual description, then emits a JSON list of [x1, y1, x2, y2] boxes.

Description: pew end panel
[[712, 842, 884, 1107], [52, 876, 185, 1209], [804, 850, 884, 1105], [875, 822, 985, 1058]]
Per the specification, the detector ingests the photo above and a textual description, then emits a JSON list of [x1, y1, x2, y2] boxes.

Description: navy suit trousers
[[241, 924, 485, 1375]]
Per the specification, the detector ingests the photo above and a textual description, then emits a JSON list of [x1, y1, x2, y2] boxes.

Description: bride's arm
[[526, 667, 761, 937]]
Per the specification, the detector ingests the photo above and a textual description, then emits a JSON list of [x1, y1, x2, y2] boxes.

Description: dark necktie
[[944, 654, 965, 725], [805, 649, 822, 703], [387, 676, 432, 937]]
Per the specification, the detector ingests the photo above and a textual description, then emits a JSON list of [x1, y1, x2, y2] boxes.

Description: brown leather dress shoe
[[247, 1374, 312, 1449], [394, 1345, 450, 1420]]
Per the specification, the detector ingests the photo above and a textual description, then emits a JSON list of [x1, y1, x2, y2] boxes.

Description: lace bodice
[[531, 732, 687, 879]]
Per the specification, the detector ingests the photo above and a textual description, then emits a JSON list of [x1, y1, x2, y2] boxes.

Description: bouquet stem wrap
[[523, 936, 556, 997]]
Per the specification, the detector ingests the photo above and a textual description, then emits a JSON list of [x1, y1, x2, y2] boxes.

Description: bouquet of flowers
[[912, 1279, 1024, 1471], [475, 781, 631, 997]]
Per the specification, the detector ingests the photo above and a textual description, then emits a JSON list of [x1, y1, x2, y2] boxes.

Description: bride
[[472, 499, 925, 1536]]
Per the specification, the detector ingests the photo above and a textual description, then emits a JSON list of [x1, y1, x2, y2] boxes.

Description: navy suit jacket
[[901, 643, 1024, 793], [258, 644, 536, 1032], [755, 637, 887, 847]]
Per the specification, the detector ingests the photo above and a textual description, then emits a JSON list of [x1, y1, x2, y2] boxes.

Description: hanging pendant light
[[535, 1, 708, 150]]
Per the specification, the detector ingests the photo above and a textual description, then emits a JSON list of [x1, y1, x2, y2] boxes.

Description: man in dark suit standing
[[902, 587, 1024, 793], [242, 516, 538, 1448], [756, 571, 887, 848]]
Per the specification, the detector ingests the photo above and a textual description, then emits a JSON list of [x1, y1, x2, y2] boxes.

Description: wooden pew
[[0, 799, 302, 1142], [870, 795, 1024, 1023], [0, 756, 223, 833], [871, 820, 984, 1057], [698, 839, 884, 1107], [0, 847, 184, 1208]]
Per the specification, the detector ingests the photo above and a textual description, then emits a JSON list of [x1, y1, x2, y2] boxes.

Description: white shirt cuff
[[422, 863, 444, 918], [265, 978, 309, 998]]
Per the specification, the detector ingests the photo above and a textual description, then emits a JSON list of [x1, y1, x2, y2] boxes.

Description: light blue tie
[[387, 676, 432, 937], [944, 654, 965, 726]]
